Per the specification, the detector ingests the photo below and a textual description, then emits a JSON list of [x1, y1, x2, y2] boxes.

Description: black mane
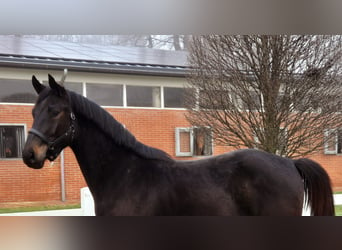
[[68, 91, 172, 161]]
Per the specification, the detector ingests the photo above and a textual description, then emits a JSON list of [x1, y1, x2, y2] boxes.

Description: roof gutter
[[0, 55, 189, 77]]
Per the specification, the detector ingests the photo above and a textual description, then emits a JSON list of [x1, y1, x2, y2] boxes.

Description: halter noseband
[[29, 112, 76, 161]]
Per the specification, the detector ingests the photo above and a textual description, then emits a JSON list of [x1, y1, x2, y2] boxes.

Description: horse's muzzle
[[22, 150, 44, 169], [22, 138, 48, 169]]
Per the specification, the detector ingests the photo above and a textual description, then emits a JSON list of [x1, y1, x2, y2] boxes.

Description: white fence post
[[81, 187, 95, 216], [334, 194, 342, 205]]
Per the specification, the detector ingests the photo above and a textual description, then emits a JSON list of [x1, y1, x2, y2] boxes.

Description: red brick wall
[[0, 105, 62, 203], [310, 154, 342, 191], [1, 104, 342, 205]]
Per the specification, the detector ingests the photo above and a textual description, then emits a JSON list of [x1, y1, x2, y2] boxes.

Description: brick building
[[0, 36, 341, 206]]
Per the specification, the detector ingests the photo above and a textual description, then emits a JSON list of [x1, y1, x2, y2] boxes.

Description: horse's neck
[[69, 116, 133, 194]]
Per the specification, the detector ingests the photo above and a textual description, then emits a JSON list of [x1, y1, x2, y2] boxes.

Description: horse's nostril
[[29, 152, 35, 163], [23, 149, 35, 163]]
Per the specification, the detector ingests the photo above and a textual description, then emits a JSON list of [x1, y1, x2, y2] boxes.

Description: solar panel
[[0, 36, 188, 67]]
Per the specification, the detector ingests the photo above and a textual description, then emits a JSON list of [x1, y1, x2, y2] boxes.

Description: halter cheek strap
[[28, 128, 50, 145], [28, 112, 76, 161]]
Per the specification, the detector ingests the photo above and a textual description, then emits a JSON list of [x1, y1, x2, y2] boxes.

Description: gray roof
[[0, 36, 189, 77]]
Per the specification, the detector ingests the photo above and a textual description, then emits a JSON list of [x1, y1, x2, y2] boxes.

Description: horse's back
[[175, 149, 304, 215]]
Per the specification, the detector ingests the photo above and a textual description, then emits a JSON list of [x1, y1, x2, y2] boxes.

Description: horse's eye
[[51, 110, 60, 117], [48, 105, 61, 117]]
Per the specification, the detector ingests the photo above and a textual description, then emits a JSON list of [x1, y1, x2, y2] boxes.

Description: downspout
[[60, 150, 66, 202], [60, 69, 67, 202]]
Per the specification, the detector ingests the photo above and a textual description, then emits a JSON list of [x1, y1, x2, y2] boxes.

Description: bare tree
[[186, 35, 342, 158], [145, 35, 191, 50]]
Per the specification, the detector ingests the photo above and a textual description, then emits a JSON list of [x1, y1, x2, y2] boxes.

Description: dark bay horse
[[22, 74, 335, 216]]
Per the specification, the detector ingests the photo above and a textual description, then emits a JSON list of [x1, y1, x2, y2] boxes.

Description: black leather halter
[[29, 112, 76, 161]]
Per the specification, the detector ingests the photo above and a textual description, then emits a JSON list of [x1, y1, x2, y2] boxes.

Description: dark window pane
[[0, 79, 37, 103], [86, 83, 123, 106], [179, 130, 191, 153], [199, 89, 228, 109], [64, 82, 83, 95], [126, 86, 161, 107], [43, 81, 83, 96], [164, 87, 185, 108], [193, 127, 212, 156], [231, 91, 262, 111], [0, 126, 25, 159]]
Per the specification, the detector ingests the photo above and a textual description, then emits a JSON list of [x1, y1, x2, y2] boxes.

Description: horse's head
[[22, 74, 76, 169]]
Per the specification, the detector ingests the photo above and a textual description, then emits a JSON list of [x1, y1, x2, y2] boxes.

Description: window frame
[[175, 127, 194, 157], [0, 123, 27, 160], [175, 126, 213, 157], [324, 129, 342, 155]]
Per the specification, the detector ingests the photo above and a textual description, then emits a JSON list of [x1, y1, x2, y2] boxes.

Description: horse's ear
[[32, 75, 46, 94], [48, 74, 66, 96]]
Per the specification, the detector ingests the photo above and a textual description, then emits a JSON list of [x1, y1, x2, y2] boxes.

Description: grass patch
[[0, 204, 80, 213], [1, 203, 341, 215], [335, 205, 342, 216]]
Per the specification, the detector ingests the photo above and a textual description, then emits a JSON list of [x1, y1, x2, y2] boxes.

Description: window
[[0, 125, 25, 159], [43, 81, 84, 96], [164, 87, 186, 108], [199, 89, 228, 110], [0, 79, 37, 103], [86, 83, 123, 106], [126, 86, 161, 107], [175, 127, 213, 157], [175, 128, 193, 156], [63, 82, 83, 95], [231, 91, 263, 111], [321, 94, 342, 113], [294, 95, 321, 113], [324, 129, 342, 155]]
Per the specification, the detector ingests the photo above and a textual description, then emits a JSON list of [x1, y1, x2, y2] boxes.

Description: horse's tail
[[294, 158, 335, 216]]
